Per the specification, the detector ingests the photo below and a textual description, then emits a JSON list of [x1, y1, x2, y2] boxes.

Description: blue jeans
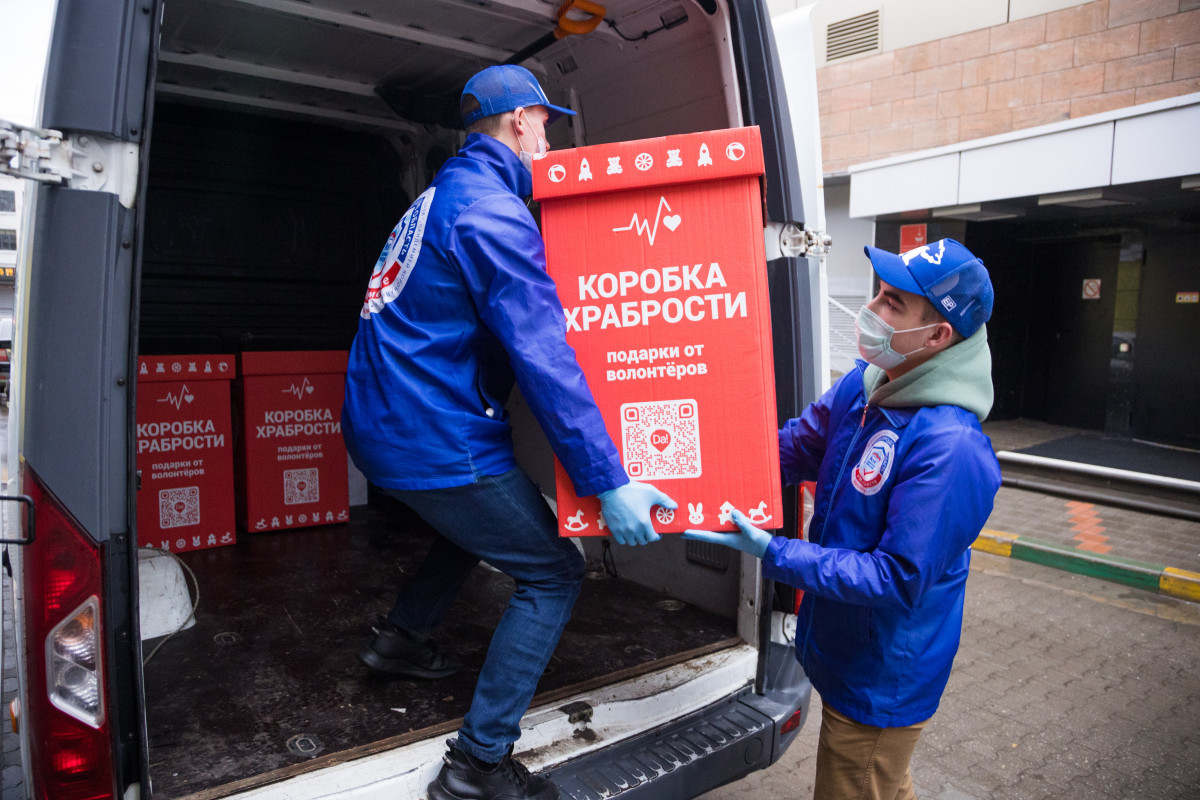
[[385, 468, 585, 763]]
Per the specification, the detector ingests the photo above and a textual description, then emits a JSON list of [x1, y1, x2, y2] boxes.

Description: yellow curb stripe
[[1160, 567, 1200, 603], [972, 528, 1018, 558]]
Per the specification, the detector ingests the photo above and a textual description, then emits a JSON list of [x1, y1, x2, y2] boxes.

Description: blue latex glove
[[682, 509, 774, 560], [598, 481, 677, 546]]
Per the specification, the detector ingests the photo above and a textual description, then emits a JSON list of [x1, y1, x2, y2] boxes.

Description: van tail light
[[48, 598, 104, 725], [21, 466, 118, 800], [780, 708, 803, 736]]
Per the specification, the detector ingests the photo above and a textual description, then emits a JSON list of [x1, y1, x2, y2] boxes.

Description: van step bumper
[[545, 644, 811, 799]]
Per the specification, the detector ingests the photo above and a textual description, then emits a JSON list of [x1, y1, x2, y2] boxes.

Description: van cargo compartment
[[142, 499, 738, 798]]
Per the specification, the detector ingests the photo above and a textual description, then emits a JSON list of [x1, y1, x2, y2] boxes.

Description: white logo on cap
[[901, 239, 946, 266], [941, 296, 957, 312]]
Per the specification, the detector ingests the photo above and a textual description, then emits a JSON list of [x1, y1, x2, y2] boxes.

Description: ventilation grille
[[826, 10, 880, 61]]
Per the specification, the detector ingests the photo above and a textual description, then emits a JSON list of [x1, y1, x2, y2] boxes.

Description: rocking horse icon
[[748, 501, 772, 525]]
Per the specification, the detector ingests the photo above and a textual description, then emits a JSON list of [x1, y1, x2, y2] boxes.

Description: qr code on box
[[283, 468, 320, 505], [620, 399, 701, 481], [159, 486, 200, 529]]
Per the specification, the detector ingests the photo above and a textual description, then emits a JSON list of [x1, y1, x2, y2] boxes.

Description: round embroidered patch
[[852, 429, 900, 496]]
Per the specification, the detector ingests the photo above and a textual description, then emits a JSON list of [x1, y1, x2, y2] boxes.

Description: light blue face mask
[[512, 107, 548, 174], [855, 306, 938, 370]]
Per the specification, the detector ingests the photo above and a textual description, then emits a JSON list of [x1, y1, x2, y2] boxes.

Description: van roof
[[155, 0, 713, 135]]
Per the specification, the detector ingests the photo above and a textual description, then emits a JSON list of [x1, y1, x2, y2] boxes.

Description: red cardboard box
[[235, 351, 350, 532], [533, 126, 783, 536], [136, 355, 237, 553]]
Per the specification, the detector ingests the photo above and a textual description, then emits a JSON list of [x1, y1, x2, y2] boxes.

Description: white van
[[1, 1, 828, 797]]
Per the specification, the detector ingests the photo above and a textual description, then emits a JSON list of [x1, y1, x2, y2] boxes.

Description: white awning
[[848, 92, 1200, 219]]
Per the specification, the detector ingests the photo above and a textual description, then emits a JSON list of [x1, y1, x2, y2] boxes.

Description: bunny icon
[[688, 502, 704, 524]]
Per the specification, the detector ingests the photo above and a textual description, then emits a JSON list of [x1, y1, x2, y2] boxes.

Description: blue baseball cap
[[863, 238, 994, 338], [461, 65, 576, 127]]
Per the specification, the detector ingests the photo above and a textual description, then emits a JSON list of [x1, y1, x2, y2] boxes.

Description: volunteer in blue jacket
[[342, 65, 674, 800], [685, 239, 1001, 800]]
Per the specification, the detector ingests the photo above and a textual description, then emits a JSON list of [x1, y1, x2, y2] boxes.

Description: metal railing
[[827, 295, 861, 376]]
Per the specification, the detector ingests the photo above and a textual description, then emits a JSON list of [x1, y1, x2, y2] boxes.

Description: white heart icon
[[663, 214, 681, 231]]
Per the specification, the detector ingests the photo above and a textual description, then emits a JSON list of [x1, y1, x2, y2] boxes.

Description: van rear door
[[11, 0, 158, 795], [725, 0, 825, 666]]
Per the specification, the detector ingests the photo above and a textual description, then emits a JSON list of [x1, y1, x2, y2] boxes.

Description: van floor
[[142, 500, 738, 799]]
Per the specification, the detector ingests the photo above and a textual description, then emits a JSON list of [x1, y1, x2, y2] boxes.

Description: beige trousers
[[813, 703, 931, 800]]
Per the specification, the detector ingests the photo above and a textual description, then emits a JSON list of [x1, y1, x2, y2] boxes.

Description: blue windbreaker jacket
[[342, 134, 626, 497], [763, 360, 1001, 727]]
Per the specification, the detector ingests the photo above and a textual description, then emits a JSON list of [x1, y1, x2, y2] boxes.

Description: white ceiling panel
[[958, 123, 1113, 205], [1111, 104, 1200, 186], [849, 153, 959, 218]]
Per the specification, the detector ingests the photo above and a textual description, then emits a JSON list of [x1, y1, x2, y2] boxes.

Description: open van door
[[723, 0, 829, 683], [2, 0, 159, 795]]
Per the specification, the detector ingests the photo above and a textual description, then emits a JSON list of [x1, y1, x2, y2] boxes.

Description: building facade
[[0, 174, 19, 322], [771, 0, 1200, 447]]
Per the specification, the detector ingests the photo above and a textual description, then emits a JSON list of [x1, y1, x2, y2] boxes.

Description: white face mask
[[855, 306, 939, 370], [512, 108, 548, 173]]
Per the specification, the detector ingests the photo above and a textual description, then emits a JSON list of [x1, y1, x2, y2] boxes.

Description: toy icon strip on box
[[534, 127, 782, 536]]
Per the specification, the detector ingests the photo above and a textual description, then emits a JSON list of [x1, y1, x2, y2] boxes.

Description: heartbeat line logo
[[282, 377, 315, 399], [157, 386, 194, 409], [612, 196, 681, 246]]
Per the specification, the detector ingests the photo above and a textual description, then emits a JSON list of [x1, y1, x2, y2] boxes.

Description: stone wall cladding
[[817, 1, 1200, 173]]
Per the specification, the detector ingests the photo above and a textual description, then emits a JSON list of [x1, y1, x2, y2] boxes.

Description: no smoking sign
[[1082, 278, 1101, 300]]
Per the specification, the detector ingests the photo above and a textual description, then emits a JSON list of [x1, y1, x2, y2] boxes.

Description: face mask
[[855, 306, 939, 370], [512, 108, 548, 173]]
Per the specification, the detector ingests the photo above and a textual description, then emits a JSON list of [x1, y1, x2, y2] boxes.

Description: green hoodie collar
[[861, 324, 994, 421]]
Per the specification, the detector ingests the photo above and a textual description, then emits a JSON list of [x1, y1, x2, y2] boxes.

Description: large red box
[[534, 126, 783, 536], [235, 351, 350, 532], [136, 355, 237, 552]]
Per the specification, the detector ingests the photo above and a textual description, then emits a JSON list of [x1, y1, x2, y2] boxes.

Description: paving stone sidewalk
[[700, 553, 1200, 800], [985, 486, 1200, 574], [982, 419, 1200, 575]]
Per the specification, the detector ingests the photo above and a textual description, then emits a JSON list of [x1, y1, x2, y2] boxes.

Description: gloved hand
[[597, 481, 676, 546], [682, 509, 774, 560]]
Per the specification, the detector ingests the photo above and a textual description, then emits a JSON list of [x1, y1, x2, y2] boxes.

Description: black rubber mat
[[142, 502, 736, 798], [1013, 434, 1200, 482]]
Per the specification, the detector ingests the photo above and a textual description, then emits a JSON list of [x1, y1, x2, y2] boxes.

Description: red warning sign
[[900, 224, 927, 253], [534, 127, 783, 536], [1082, 278, 1101, 300], [136, 355, 237, 553]]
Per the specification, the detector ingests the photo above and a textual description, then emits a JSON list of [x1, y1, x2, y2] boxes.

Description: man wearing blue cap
[[342, 65, 675, 800], [685, 239, 1002, 799]]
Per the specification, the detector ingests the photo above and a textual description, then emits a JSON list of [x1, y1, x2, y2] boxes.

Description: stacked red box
[[235, 351, 350, 532], [136, 355, 237, 552], [533, 126, 783, 536]]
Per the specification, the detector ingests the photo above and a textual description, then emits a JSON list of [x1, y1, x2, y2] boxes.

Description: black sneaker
[[357, 617, 461, 679], [427, 739, 559, 800]]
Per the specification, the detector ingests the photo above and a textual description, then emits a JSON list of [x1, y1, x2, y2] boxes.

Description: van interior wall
[[139, 103, 412, 355], [537, 14, 733, 147]]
